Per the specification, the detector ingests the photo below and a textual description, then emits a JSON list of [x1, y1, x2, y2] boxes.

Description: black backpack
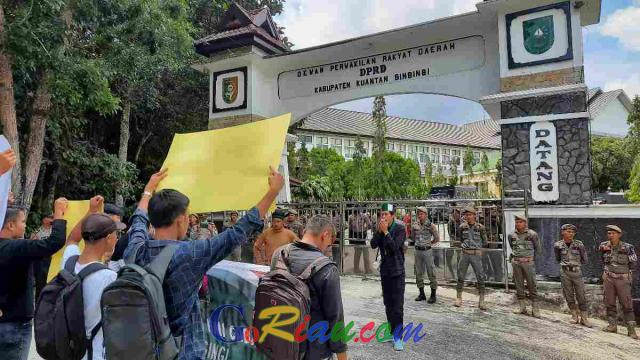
[[253, 244, 335, 360], [35, 256, 109, 360], [101, 244, 181, 360]]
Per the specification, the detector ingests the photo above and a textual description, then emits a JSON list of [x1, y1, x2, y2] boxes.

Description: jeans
[[0, 321, 32, 360]]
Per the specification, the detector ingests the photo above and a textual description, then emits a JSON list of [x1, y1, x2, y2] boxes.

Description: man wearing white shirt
[[62, 196, 125, 360]]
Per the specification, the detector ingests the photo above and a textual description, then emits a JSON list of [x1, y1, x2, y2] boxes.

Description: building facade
[[291, 108, 502, 196]]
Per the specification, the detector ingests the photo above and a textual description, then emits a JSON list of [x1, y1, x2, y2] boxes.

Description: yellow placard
[[158, 113, 291, 214], [46, 200, 92, 281]]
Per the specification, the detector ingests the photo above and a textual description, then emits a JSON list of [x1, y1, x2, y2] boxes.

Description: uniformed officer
[[553, 224, 591, 327], [412, 206, 440, 303], [284, 209, 305, 239], [371, 203, 407, 351], [454, 206, 488, 310], [508, 215, 541, 318], [599, 225, 638, 339]]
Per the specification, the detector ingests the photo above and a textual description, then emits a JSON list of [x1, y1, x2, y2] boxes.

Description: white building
[[291, 107, 502, 175], [587, 88, 633, 138]]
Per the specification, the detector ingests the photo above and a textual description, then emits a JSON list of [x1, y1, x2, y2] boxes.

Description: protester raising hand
[[0, 148, 16, 176], [89, 195, 105, 214], [138, 168, 169, 211], [53, 197, 69, 219]]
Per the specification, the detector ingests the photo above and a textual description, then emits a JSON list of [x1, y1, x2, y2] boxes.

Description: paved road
[[341, 276, 640, 360], [29, 276, 640, 360]]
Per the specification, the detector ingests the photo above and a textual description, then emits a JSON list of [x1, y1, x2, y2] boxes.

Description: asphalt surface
[[341, 276, 640, 360], [29, 276, 640, 360]]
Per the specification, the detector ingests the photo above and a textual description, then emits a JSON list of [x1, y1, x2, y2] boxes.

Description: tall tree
[[369, 95, 392, 198], [349, 136, 367, 200], [625, 96, 640, 202], [480, 152, 490, 174], [296, 142, 311, 181], [424, 157, 433, 193], [371, 95, 387, 160], [463, 146, 475, 183], [448, 158, 459, 186], [78, 0, 193, 205], [591, 136, 633, 192]]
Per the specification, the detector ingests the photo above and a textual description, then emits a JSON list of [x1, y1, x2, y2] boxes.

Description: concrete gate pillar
[[479, 0, 599, 206]]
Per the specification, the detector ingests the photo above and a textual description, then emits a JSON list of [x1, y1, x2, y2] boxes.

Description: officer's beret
[[462, 206, 476, 214], [561, 224, 577, 231], [514, 215, 527, 221], [416, 206, 428, 214], [606, 225, 622, 233], [381, 203, 394, 212], [286, 209, 298, 216]]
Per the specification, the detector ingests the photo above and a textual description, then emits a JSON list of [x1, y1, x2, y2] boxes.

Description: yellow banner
[[46, 200, 93, 281], [158, 113, 291, 213]]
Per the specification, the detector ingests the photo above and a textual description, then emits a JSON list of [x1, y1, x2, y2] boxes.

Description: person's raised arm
[[10, 198, 69, 258], [180, 167, 285, 279], [67, 195, 103, 245], [123, 169, 168, 260], [255, 166, 285, 218]]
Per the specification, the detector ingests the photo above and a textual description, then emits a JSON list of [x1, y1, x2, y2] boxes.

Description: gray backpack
[[101, 244, 181, 360], [253, 244, 335, 360]]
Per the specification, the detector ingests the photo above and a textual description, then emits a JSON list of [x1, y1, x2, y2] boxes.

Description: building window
[[362, 140, 370, 156], [300, 135, 313, 146], [331, 138, 343, 155], [442, 148, 451, 165], [387, 142, 395, 151], [451, 149, 461, 166], [316, 136, 329, 149], [345, 139, 355, 159], [473, 151, 481, 165], [420, 153, 429, 164]]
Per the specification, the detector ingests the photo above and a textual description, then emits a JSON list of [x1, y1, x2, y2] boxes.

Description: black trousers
[[381, 274, 405, 336]]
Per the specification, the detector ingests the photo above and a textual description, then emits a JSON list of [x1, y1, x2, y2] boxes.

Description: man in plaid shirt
[[124, 167, 284, 359]]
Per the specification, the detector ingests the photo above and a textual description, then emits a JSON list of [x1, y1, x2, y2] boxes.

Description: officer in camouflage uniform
[[553, 224, 591, 327], [454, 206, 488, 310], [284, 209, 305, 239], [599, 225, 638, 340], [508, 215, 541, 318], [412, 206, 440, 303]]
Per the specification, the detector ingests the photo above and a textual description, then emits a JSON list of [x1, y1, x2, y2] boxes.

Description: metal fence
[[231, 199, 509, 288]]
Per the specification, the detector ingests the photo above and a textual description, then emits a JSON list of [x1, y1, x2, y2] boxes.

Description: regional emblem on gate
[[523, 15, 554, 55], [222, 76, 239, 104]]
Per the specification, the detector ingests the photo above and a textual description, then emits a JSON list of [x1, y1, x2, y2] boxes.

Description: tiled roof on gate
[[194, 24, 286, 50], [297, 108, 501, 149]]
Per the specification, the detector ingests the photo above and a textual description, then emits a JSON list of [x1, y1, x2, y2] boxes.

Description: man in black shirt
[[0, 198, 68, 360], [371, 203, 407, 351], [278, 215, 348, 360]]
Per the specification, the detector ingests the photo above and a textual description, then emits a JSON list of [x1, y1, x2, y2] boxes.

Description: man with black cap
[[508, 214, 541, 317], [61, 195, 127, 360], [254, 208, 298, 265], [554, 224, 590, 326], [599, 225, 638, 339], [454, 206, 488, 310], [371, 203, 407, 351], [411, 206, 439, 303], [284, 209, 305, 239]]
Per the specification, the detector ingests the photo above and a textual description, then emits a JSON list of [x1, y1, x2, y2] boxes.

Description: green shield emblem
[[222, 76, 238, 104], [523, 15, 554, 55]]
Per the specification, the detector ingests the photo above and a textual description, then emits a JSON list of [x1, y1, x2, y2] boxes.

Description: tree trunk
[[116, 100, 131, 206], [45, 144, 59, 208], [0, 6, 21, 196], [133, 131, 153, 164], [22, 73, 52, 210]]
